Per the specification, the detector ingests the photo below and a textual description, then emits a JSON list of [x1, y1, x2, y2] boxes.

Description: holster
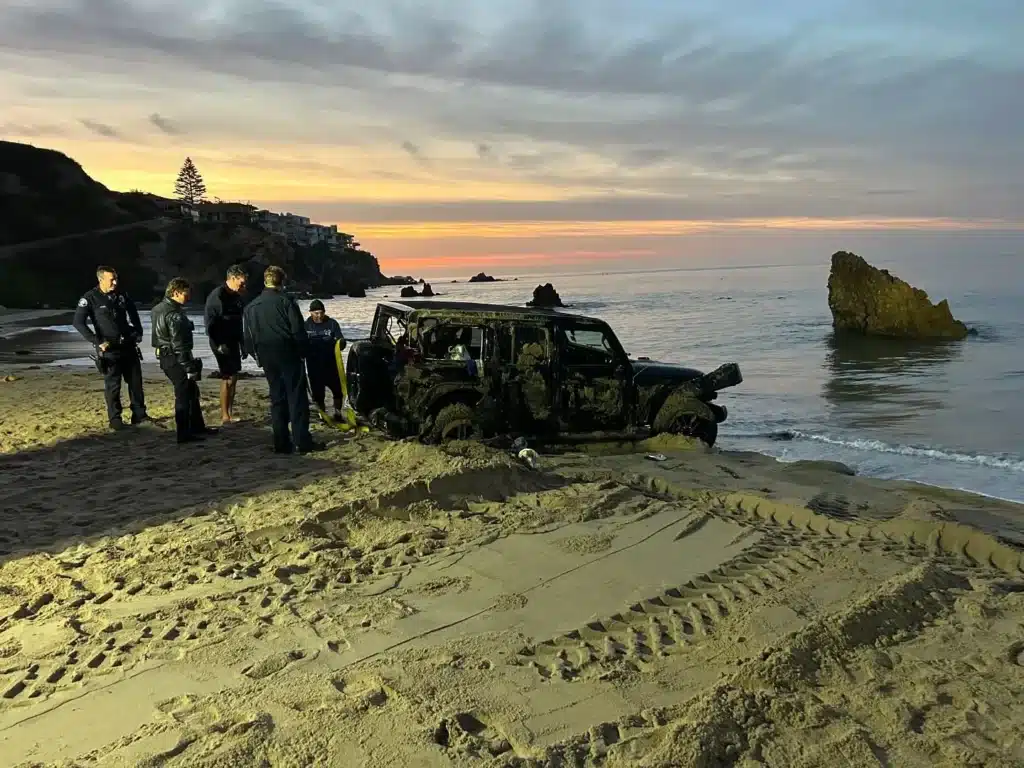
[[91, 353, 108, 375]]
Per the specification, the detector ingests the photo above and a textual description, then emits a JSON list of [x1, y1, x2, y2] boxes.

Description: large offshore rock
[[827, 251, 969, 339], [526, 283, 564, 308]]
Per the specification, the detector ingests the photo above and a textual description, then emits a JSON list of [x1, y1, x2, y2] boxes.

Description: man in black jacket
[[204, 264, 248, 424], [243, 266, 324, 454], [72, 265, 149, 430], [152, 278, 217, 444]]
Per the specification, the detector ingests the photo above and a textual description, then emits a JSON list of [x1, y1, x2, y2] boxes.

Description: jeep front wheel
[[653, 396, 718, 447], [430, 403, 480, 443]]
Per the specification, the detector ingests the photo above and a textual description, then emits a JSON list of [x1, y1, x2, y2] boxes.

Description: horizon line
[[330, 217, 1024, 240]]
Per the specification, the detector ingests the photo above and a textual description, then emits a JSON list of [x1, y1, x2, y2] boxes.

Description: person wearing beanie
[[304, 299, 347, 420]]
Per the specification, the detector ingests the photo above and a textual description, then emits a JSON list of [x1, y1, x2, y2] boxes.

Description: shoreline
[[1, 330, 1020, 505], [0, 367, 1022, 765]]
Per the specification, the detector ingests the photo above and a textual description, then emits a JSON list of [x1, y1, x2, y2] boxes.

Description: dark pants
[[308, 357, 342, 410], [263, 359, 313, 452], [102, 350, 147, 425], [160, 357, 206, 441]]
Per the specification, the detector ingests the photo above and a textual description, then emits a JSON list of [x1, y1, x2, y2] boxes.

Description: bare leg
[[221, 375, 239, 423]]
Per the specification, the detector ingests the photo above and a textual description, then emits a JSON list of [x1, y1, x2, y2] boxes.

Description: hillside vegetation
[[0, 141, 410, 308]]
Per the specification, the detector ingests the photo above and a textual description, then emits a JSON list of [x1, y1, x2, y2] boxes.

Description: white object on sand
[[517, 447, 539, 469]]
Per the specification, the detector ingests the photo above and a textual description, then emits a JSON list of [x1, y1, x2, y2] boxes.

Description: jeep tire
[[652, 394, 719, 447], [430, 403, 480, 443]]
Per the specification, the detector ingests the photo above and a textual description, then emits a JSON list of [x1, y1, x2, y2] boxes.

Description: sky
[[1, 0, 1022, 277]]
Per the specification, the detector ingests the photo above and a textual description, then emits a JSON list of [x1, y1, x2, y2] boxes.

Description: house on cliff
[[255, 209, 347, 248], [198, 201, 257, 225], [152, 197, 198, 221]]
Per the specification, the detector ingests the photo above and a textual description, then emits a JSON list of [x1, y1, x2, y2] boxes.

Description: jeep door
[[504, 323, 556, 430], [553, 321, 631, 432]]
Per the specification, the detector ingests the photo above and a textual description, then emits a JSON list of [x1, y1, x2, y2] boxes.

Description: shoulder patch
[[78, 297, 89, 308]]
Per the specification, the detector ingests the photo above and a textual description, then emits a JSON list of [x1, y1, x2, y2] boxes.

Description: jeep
[[345, 301, 742, 446]]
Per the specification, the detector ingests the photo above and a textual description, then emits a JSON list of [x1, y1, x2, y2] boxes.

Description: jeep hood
[[630, 359, 704, 385]]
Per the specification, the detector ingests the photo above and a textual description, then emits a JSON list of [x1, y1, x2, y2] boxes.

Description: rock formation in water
[[526, 283, 564, 308], [827, 251, 970, 340]]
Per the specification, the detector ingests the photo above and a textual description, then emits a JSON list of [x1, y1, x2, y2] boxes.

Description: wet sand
[[0, 367, 1023, 766]]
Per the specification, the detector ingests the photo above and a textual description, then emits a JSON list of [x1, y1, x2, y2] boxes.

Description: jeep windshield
[[555, 321, 622, 364]]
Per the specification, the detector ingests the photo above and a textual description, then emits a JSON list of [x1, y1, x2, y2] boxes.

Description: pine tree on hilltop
[[174, 157, 207, 205]]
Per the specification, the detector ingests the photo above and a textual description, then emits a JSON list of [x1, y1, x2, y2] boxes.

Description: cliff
[[0, 141, 408, 308], [827, 251, 970, 340]]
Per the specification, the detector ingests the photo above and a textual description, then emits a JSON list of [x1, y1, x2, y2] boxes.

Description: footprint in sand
[[242, 649, 305, 680], [433, 711, 515, 758]]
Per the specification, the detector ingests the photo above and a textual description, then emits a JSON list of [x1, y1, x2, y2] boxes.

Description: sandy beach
[[1, 361, 1023, 767]]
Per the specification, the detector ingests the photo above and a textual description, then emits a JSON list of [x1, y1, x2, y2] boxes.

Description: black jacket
[[242, 288, 307, 364], [204, 284, 245, 349], [73, 287, 143, 350], [151, 297, 195, 364]]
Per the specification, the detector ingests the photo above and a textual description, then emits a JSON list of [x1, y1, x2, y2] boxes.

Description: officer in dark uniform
[[151, 277, 217, 444], [204, 264, 248, 424], [304, 299, 347, 419], [72, 265, 149, 430], [242, 266, 325, 454]]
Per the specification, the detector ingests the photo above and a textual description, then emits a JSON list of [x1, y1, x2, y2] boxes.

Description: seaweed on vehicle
[[345, 300, 742, 447]]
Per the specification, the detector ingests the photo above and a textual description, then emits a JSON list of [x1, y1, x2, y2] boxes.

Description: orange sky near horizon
[[41, 138, 1024, 277]]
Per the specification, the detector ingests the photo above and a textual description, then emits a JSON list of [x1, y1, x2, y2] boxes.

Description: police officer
[[204, 264, 248, 424], [304, 299, 347, 420], [243, 266, 325, 454], [152, 277, 217, 444], [72, 265, 149, 430]]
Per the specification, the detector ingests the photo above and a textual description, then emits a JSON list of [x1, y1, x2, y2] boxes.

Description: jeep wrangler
[[345, 301, 742, 446]]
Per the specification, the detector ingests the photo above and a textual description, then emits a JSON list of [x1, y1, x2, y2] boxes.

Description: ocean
[[39, 252, 1024, 502]]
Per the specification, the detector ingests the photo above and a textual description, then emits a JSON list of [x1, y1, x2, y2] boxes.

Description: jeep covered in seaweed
[[345, 301, 742, 446]]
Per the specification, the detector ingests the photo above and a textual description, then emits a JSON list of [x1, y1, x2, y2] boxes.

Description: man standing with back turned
[[243, 266, 325, 454], [205, 264, 248, 424], [73, 265, 149, 430]]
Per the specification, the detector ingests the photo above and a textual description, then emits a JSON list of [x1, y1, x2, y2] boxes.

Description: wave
[[758, 429, 1024, 473]]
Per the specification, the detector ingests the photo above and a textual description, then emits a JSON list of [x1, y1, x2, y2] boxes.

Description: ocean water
[[42, 252, 1024, 502]]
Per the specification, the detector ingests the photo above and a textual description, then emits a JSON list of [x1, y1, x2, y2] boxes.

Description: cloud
[[79, 118, 122, 139], [0, 0, 1021, 223], [0, 123, 65, 138], [148, 112, 181, 135]]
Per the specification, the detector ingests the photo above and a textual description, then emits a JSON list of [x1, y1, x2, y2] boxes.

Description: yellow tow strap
[[309, 338, 367, 433], [329, 339, 368, 433]]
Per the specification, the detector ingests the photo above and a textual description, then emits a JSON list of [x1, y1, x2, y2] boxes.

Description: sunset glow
[[2, 1, 1021, 277]]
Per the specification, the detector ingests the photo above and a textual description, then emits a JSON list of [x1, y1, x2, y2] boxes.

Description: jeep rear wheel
[[653, 396, 719, 447], [431, 403, 480, 443]]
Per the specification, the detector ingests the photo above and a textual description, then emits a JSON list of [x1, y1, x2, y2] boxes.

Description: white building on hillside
[[255, 209, 341, 247]]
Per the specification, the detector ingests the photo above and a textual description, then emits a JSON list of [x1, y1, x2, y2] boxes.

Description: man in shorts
[[204, 265, 248, 423]]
